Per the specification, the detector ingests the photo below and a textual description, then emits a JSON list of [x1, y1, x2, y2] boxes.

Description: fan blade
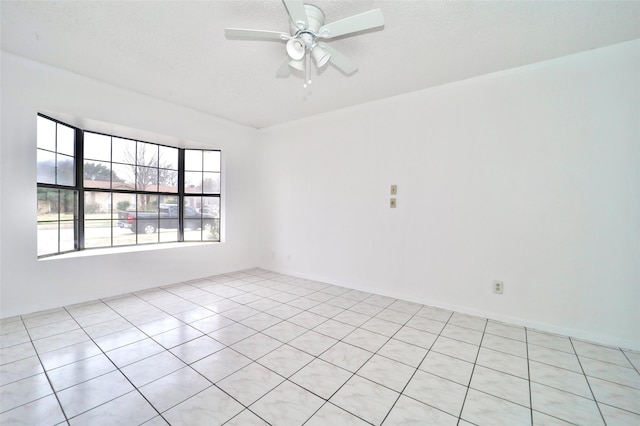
[[282, 0, 308, 29], [276, 59, 291, 78], [318, 9, 384, 39], [225, 28, 289, 41], [318, 43, 358, 75]]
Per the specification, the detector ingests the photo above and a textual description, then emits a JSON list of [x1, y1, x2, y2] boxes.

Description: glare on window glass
[[84, 132, 111, 161], [57, 124, 75, 156], [37, 116, 56, 151], [185, 150, 202, 171]]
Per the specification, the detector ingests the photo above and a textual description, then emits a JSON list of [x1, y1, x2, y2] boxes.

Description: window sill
[[39, 241, 218, 261]]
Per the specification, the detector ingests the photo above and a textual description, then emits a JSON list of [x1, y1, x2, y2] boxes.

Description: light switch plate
[[390, 185, 398, 195], [390, 198, 397, 208]]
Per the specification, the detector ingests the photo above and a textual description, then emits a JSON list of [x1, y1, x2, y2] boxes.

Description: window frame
[[36, 114, 222, 258]]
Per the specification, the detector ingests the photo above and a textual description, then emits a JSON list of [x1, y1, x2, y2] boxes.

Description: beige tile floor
[[1, 269, 639, 425]]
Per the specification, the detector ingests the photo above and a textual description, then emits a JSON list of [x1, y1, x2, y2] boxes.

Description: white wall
[[0, 52, 259, 317], [257, 40, 640, 349]]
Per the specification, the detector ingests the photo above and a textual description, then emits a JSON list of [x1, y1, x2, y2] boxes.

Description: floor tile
[[290, 358, 352, 399], [527, 343, 582, 373], [257, 344, 314, 378], [357, 354, 415, 392], [251, 380, 324, 426], [470, 365, 530, 407], [529, 360, 592, 398], [225, 409, 270, 426], [162, 385, 243, 425], [461, 388, 531, 425], [572, 339, 631, 367], [57, 370, 134, 418], [217, 362, 284, 405], [0, 373, 53, 413], [588, 376, 640, 414], [527, 330, 574, 353], [105, 338, 166, 368], [419, 350, 474, 386], [431, 335, 479, 363], [441, 323, 484, 345], [312, 319, 356, 340], [152, 325, 203, 349], [599, 403, 640, 426], [377, 339, 428, 368], [330, 375, 399, 425], [392, 326, 438, 349], [0, 342, 37, 366], [405, 315, 446, 334], [485, 321, 526, 342], [208, 323, 256, 345], [0, 355, 43, 386], [47, 353, 116, 391], [476, 346, 529, 379], [343, 328, 389, 353], [375, 308, 413, 325], [169, 335, 225, 364], [240, 312, 283, 331], [94, 327, 147, 352], [360, 317, 402, 337], [120, 351, 186, 387], [403, 370, 467, 417], [320, 342, 373, 372], [333, 310, 372, 327], [190, 314, 235, 334], [481, 333, 527, 358], [262, 321, 307, 343], [288, 311, 327, 329], [191, 348, 252, 383], [138, 367, 211, 413], [0, 394, 65, 426], [383, 395, 458, 426], [68, 390, 156, 425], [448, 313, 486, 332], [579, 356, 640, 389], [3, 270, 639, 426], [530, 382, 604, 425]]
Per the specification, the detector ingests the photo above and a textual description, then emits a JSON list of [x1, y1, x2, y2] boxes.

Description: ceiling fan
[[225, 0, 384, 88]]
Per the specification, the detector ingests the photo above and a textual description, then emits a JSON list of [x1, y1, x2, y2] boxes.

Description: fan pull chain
[[304, 52, 311, 88]]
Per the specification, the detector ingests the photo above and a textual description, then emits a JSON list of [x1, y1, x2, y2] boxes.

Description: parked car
[[117, 204, 218, 234]]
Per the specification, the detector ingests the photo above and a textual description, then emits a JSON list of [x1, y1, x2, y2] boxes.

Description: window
[[36, 115, 221, 257]]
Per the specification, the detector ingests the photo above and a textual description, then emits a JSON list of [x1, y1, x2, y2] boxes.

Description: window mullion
[[178, 149, 185, 241]]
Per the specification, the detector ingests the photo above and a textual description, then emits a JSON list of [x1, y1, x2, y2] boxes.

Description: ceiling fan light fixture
[[289, 58, 305, 71], [286, 38, 305, 61], [311, 44, 331, 68]]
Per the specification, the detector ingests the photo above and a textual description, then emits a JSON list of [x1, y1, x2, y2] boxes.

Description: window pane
[[159, 220, 178, 242], [202, 197, 220, 241], [37, 222, 58, 256], [113, 224, 137, 246], [137, 166, 158, 191], [137, 142, 158, 167], [137, 194, 158, 215], [112, 137, 136, 164], [159, 146, 178, 170], [57, 154, 75, 186], [59, 189, 77, 219], [185, 171, 202, 193], [37, 149, 56, 184], [203, 172, 220, 194], [57, 124, 75, 156], [112, 163, 136, 190], [60, 221, 76, 252], [37, 116, 56, 151], [159, 169, 178, 193], [112, 193, 135, 220], [185, 150, 202, 171], [84, 160, 111, 188], [84, 133, 111, 161], [84, 220, 110, 248], [203, 151, 220, 172]]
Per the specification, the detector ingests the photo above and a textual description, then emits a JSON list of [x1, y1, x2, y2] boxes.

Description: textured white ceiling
[[2, 1, 640, 129]]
